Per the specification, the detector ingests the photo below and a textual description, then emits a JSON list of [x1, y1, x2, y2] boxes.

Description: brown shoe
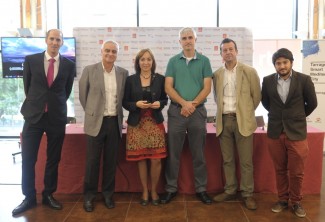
[[292, 203, 306, 218], [243, 197, 257, 210], [213, 192, 236, 202], [271, 201, 288, 213]]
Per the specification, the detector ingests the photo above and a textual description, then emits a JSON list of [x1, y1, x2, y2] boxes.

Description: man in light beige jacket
[[212, 38, 261, 210]]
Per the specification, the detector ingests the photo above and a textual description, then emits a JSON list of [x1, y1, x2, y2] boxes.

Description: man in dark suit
[[12, 29, 75, 216], [79, 40, 128, 212], [261, 48, 317, 218]]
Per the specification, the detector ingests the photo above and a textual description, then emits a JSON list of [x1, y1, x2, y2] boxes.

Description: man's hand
[[180, 101, 198, 117]]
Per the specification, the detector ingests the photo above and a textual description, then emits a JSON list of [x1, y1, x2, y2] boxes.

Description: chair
[[67, 116, 76, 124], [12, 135, 22, 163], [207, 116, 216, 123], [255, 115, 265, 130]]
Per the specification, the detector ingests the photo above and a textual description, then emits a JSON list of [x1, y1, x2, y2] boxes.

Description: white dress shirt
[[103, 65, 117, 116], [223, 64, 237, 114]]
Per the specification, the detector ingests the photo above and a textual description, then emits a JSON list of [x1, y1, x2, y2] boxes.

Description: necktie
[[45, 58, 55, 112], [47, 58, 55, 87]]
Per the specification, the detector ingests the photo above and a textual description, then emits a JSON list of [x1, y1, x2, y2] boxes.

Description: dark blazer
[[20, 52, 75, 125], [261, 70, 317, 140], [123, 73, 168, 126]]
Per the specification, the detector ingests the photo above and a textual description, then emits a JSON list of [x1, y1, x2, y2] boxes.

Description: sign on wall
[[302, 40, 325, 131], [73, 27, 253, 124]]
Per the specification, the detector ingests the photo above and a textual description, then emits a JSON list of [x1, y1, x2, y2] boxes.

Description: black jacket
[[123, 73, 168, 126], [261, 70, 317, 140], [20, 52, 75, 125]]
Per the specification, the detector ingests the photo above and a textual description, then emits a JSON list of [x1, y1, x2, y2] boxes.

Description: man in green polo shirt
[[160, 27, 213, 204]]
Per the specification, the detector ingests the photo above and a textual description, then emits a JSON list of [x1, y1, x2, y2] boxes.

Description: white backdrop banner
[[302, 40, 325, 131], [72, 27, 253, 124]]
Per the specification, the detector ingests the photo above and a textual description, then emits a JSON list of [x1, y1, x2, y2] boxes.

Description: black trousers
[[21, 113, 66, 199], [84, 116, 120, 201]]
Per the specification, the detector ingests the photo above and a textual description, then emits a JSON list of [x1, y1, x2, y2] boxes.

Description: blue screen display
[[1, 37, 76, 78]]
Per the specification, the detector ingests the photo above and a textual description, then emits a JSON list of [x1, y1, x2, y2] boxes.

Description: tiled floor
[[0, 139, 324, 222]]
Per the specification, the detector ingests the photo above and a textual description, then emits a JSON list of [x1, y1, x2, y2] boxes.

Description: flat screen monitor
[[1, 37, 76, 78]]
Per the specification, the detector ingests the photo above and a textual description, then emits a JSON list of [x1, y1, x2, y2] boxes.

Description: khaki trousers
[[219, 115, 254, 197]]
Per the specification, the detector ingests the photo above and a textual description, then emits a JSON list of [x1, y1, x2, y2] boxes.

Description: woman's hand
[[136, 100, 151, 109], [149, 101, 160, 109]]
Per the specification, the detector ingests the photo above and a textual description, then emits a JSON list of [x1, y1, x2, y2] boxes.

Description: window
[[139, 0, 217, 27], [59, 0, 137, 36], [0, 0, 20, 36], [219, 0, 294, 39], [0, 0, 23, 137]]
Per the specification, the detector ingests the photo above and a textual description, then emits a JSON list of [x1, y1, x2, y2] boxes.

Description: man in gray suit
[[79, 40, 128, 212], [262, 48, 317, 218]]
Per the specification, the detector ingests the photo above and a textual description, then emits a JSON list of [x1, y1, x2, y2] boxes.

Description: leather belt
[[222, 113, 236, 117], [170, 101, 204, 108], [104, 115, 117, 118]]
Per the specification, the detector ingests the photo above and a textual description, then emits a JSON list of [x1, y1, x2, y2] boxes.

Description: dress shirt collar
[[45, 51, 59, 61], [277, 70, 293, 80], [102, 63, 115, 74], [224, 62, 238, 73]]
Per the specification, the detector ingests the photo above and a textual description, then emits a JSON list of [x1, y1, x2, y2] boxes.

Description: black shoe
[[12, 198, 37, 216], [160, 192, 177, 204], [83, 200, 94, 212], [151, 198, 160, 206], [105, 198, 115, 209], [196, 191, 212, 205], [140, 199, 149, 206], [42, 195, 62, 210]]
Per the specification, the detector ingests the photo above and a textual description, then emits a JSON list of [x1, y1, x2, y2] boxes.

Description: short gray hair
[[179, 27, 197, 39], [101, 40, 119, 52]]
